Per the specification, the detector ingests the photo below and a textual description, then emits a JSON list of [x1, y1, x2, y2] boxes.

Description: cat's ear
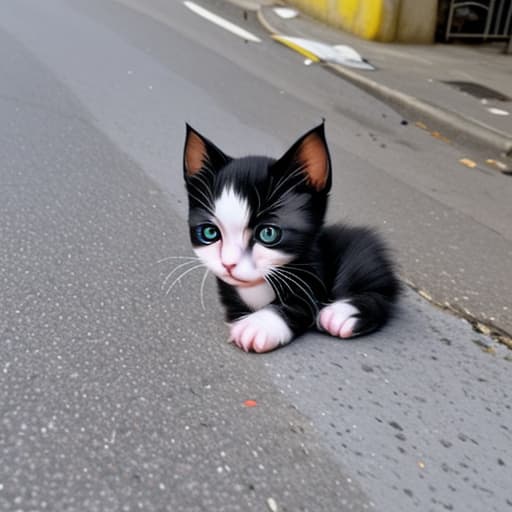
[[183, 124, 231, 178], [272, 123, 331, 193]]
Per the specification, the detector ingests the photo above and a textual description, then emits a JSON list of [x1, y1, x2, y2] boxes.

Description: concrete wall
[[395, 0, 438, 43], [286, 0, 438, 43]]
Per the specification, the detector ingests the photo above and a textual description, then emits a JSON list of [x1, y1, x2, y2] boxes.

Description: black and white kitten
[[183, 123, 400, 353]]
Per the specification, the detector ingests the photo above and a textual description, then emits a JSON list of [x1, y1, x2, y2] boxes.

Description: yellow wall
[[287, 0, 437, 43], [338, 0, 384, 41]]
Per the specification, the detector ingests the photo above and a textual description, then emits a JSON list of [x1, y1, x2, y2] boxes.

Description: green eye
[[196, 224, 220, 244], [257, 225, 282, 246]]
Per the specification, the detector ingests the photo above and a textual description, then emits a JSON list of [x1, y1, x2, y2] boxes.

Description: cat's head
[[183, 123, 331, 288]]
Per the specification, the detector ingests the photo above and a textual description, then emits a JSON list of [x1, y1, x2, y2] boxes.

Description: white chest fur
[[237, 282, 276, 311]]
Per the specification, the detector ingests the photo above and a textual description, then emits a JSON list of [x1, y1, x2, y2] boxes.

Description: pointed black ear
[[272, 123, 331, 193], [183, 124, 231, 178]]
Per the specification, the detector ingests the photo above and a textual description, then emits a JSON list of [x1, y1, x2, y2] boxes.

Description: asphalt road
[[0, 1, 511, 511]]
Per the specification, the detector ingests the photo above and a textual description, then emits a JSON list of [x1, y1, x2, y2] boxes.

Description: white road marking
[[183, 1, 261, 43]]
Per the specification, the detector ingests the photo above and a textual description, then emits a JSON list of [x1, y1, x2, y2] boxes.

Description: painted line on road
[[183, 1, 261, 43]]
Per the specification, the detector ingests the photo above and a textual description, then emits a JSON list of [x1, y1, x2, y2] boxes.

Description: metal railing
[[445, 0, 512, 41]]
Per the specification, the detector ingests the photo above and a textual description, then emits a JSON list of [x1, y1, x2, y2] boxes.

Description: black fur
[[183, 123, 400, 342]]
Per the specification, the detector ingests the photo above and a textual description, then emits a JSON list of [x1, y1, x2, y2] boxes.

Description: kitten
[[183, 123, 400, 353]]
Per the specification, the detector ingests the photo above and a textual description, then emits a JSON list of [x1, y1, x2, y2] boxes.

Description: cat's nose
[[223, 263, 236, 274], [221, 244, 241, 273]]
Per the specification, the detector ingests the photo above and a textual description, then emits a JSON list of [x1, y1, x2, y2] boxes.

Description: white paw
[[229, 308, 293, 353], [317, 301, 360, 339]]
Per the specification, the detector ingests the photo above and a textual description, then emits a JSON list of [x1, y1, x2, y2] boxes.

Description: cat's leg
[[317, 294, 394, 338], [229, 307, 293, 353], [317, 225, 400, 339], [217, 281, 294, 353], [318, 300, 359, 339]]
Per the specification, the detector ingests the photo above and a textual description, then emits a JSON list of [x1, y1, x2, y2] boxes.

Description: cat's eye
[[196, 224, 220, 245], [256, 225, 282, 246]]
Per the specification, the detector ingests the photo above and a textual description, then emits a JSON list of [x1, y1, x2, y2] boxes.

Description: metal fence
[[445, 0, 512, 40]]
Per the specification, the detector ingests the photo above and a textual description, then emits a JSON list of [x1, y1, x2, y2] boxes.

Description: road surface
[[0, 1, 511, 511]]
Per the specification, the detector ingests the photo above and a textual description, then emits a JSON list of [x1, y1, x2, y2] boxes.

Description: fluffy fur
[[182, 123, 400, 352]]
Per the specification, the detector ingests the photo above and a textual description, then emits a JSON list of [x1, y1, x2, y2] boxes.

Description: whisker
[[199, 269, 210, 311], [254, 186, 262, 212], [156, 255, 199, 264], [274, 174, 308, 201], [283, 261, 316, 266], [267, 166, 305, 202], [277, 267, 317, 298], [165, 263, 205, 296], [270, 270, 316, 317], [190, 186, 214, 213], [271, 268, 318, 316], [162, 259, 201, 290], [268, 167, 302, 197], [192, 172, 215, 204], [188, 192, 214, 216], [257, 174, 309, 217], [284, 264, 326, 290], [200, 164, 216, 180], [264, 273, 285, 306]]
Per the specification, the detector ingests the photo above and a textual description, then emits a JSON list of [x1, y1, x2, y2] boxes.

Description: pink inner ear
[[185, 131, 207, 177], [299, 133, 328, 191]]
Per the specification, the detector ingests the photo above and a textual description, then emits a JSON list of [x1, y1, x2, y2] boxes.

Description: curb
[[257, 8, 512, 157]]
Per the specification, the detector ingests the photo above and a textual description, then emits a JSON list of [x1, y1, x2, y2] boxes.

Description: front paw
[[318, 301, 360, 339], [229, 308, 293, 353]]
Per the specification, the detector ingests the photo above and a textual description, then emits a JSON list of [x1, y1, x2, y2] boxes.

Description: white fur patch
[[253, 244, 293, 269], [317, 300, 360, 339], [214, 187, 250, 245], [230, 307, 293, 353], [200, 186, 293, 287], [237, 282, 276, 311], [212, 187, 256, 281]]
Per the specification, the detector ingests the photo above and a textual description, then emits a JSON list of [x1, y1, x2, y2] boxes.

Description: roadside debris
[[272, 35, 375, 70], [243, 399, 258, 407], [273, 7, 298, 20], [414, 121, 451, 143], [486, 159, 511, 174], [430, 131, 451, 144], [266, 497, 279, 512], [414, 121, 510, 173], [459, 158, 477, 168], [404, 278, 512, 352], [487, 107, 509, 116]]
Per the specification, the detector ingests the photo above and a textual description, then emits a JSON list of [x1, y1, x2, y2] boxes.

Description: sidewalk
[[251, 2, 512, 156]]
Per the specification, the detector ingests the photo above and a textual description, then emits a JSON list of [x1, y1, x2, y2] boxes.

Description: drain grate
[[442, 81, 510, 101]]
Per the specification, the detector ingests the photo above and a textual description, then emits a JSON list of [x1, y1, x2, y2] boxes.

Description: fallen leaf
[[415, 121, 428, 130], [243, 400, 258, 407], [459, 158, 477, 168]]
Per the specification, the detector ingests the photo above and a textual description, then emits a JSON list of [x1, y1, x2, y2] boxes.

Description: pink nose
[[223, 263, 236, 273]]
